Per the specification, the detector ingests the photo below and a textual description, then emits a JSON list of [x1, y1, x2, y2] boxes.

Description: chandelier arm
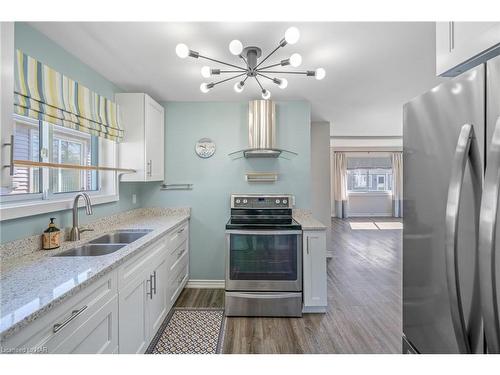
[[219, 70, 247, 74], [256, 72, 277, 82], [198, 54, 247, 70], [254, 44, 282, 70], [211, 73, 247, 86], [254, 76, 265, 91], [239, 54, 249, 69], [258, 70, 312, 75], [256, 62, 283, 71]]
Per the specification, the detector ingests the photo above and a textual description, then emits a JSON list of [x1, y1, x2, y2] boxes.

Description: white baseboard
[[302, 305, 327, 313], [186, 279, 225, 289], [347, 213, 392, 217]]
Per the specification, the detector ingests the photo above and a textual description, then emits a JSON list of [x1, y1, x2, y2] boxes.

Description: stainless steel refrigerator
[[403, 54, 500, 354]]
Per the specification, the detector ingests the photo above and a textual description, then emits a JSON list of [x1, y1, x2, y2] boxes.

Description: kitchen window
[[0, 115, 118, 219], [346, 155, 393, 193]]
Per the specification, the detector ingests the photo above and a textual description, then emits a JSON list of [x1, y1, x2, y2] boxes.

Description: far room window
[[346, 155, 393, 193]]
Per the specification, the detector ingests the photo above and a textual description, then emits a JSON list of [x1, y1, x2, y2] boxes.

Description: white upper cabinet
[[436, 22, 500, 77], [116, 93, 165, 181]]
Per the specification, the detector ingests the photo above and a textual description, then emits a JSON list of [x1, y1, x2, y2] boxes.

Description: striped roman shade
[[14, 49, 123, 142]]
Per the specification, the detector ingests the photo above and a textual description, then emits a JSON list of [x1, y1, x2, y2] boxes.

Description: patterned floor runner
[[146, 308, 225, 354]]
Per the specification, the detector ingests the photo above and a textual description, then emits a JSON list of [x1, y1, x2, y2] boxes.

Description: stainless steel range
[[225, 194, 302, 317]]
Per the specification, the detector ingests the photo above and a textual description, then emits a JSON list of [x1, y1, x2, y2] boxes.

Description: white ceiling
[[29, 22, 444, 136]]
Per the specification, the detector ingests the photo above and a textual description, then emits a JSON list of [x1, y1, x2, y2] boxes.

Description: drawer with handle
[[3, 271, 117, 352], [165, 222, 188, 253], [167, 239, 188, 273], [166, 260, 189, 308]]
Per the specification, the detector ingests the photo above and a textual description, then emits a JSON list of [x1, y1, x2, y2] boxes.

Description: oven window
[[229, 233, 298, 280]]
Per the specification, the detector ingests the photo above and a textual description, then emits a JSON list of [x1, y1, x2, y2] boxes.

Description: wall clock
[[195, 138, 216, 158]]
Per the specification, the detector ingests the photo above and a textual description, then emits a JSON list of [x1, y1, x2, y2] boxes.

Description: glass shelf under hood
[[229, 148, 298, 160]]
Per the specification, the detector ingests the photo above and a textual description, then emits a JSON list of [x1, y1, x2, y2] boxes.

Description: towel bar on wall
[[160, 183, 193, 190]]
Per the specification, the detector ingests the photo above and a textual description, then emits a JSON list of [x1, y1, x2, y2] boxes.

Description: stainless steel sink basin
[[54, 229, 153, 257], [55, 244, 125, 257], [89, 229, 153, 245]]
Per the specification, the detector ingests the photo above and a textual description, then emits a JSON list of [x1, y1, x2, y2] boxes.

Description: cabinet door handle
[[147, 160, 153, 176], [306, 237, 310, 255], [53, 305, 88, 333], [152, 271, 157, 295], [146, 277, 153, 299], [177, 227, 185, 235], [177, 247, 186, 259]]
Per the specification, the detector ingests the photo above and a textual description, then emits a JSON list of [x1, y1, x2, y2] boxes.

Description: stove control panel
[[231, 194, 293, 209]]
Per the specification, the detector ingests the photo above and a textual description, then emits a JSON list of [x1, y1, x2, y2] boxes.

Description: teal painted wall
[[0, 23, 143, 243], [141, 101, 311, 280]]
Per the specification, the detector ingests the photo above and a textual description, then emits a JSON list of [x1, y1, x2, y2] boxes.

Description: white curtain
[[332, 152, 348, 218], [392, 152, 403, 218]]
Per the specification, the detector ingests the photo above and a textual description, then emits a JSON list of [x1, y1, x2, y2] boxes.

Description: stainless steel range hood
[[229, 100, 297, 160]]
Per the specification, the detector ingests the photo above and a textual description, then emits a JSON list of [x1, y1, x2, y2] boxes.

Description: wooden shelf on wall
[[10, 159, 136, 174]]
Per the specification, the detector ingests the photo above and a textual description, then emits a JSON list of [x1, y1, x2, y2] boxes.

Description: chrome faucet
[[70, 193, 94, 241]]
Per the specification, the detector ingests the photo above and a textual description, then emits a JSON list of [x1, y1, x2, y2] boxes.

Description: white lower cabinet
[[53, 295, 118, 354], [302, 229, 327, 313], [118, 220, 189, 354], [147, 256, 170, 338], [2, 271, 119, 354], [3, 220, 189, 354], [118, 273, 150, 354]]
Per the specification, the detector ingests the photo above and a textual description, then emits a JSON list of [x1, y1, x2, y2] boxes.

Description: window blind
[[346, 156, 392, 169], [13, 50, 123, 142]]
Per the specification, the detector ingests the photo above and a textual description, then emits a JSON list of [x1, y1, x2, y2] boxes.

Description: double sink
[[55, 229, 153, 257]]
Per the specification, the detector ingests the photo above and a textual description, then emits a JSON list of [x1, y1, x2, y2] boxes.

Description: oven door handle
[[226, 292, 301, 299], [225, 230, 303, 235]]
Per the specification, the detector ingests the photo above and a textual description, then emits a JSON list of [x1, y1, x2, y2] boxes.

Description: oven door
[[225, 230, 302, 292]]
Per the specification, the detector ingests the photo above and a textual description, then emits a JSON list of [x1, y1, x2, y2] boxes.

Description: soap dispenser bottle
[[42, 218, 61, 250]]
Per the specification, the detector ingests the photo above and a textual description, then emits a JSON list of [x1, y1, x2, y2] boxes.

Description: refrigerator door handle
[[445, 123, 483, 354], [479, 116, 500, 353]]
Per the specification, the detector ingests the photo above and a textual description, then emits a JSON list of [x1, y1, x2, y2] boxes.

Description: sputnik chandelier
[[175, 26, 325, 99]]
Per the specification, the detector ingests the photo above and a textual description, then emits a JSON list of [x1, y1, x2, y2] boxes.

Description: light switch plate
[[132, 194, 137, 204]]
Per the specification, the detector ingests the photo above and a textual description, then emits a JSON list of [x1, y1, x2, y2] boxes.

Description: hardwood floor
[[175, 217, 402, 354]]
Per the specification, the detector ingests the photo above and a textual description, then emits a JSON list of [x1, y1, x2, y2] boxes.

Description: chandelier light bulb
[[289, 53, 302, 67], [315, 68, 326, 80], [201, 66, 211, 78], [234, 81, 244, 93], [229, 40, 243, 56], [262, 89, 271, 100], [200, 83, 210, 93], [175, 43, 190, 59], [278, 78, 288, 89], [284, 27, 300, 45]]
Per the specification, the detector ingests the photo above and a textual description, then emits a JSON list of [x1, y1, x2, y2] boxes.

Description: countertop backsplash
[[0, 207, 190, 267]]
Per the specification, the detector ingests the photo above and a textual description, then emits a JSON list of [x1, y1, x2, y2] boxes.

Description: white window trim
[[0, 127, 120, 221], [0, 193, 119, 221]]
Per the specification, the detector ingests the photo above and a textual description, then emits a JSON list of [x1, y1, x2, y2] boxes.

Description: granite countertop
[[293, 209, 327, 231], [0, 207, 190, 340]]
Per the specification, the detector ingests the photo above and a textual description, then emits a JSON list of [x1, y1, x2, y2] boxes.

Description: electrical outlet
[[132, 194, 137, 205]]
